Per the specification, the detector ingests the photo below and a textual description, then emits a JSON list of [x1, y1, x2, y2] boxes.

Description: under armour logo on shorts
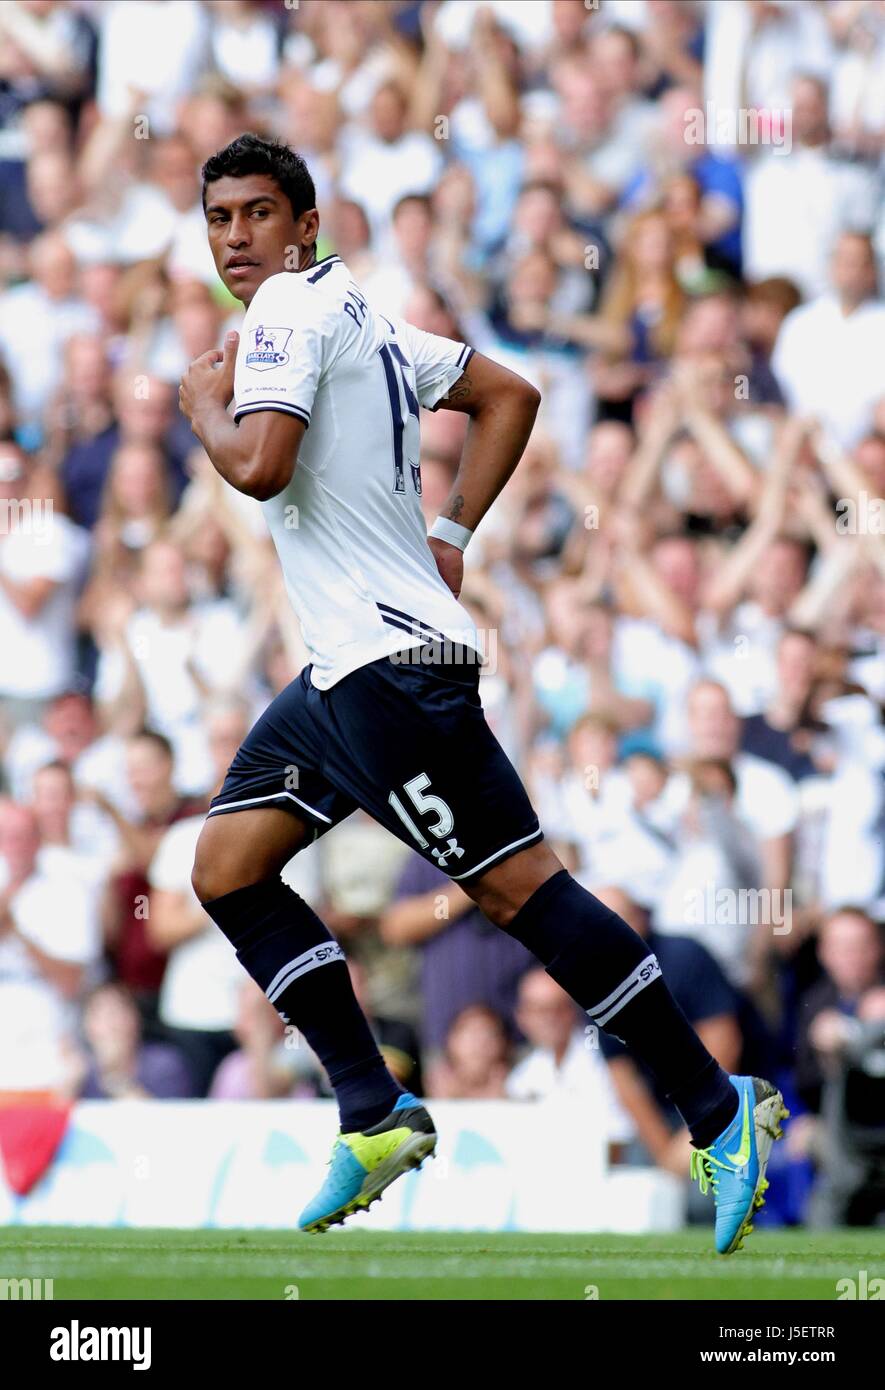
[[431, 838, 464, 867]]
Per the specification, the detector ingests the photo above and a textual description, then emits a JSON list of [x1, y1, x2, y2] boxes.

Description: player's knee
[[192, 807, 310, 904], [467, 883, 518, 929], [191, 838, 220, 905], [191, 822, 239, 904], [467, 878, 541, 930], [466, 842, 565, 929]]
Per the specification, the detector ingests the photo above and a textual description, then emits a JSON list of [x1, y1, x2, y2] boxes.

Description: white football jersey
[[232, 256, 481, 689]]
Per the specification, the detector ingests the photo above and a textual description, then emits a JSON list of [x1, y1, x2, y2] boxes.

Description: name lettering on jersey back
[[343, 283, 368, 328]]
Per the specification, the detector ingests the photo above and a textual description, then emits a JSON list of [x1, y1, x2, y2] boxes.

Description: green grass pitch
[[3, 1227, 883, 1300]]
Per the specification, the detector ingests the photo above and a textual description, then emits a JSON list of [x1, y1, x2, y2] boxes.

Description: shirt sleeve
[[395, 319, 474, 410], [233, 273, 343, 428]]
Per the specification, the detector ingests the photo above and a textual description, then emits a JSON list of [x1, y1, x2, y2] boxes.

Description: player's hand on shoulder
[[428, 535, 463, 598], [179, 331, 239, 423]]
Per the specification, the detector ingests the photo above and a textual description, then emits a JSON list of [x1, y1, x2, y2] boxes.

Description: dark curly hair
[[201, 133, 316, 220]]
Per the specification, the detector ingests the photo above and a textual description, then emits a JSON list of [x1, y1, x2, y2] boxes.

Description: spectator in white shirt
[[0, 441, 90, 721], [704, 0, 833, 123], [0, 799, 98, 1090], [828, 0, 885, 157], [360, 194, 434, 321], [30, 760, 114, 912], [0, 232, 99, 430], [704, 535, 811, 717], [144, 700, 256, 1093], [539, 713, 673, 909], [816, 693, 885, 915], [3, 689, 136, 822], [88, 133, 210, 274], [581, 25, 659, 213], [95, 0, 209, 137], [661, 680, 798, 900], [773, 232, 885, 448], [94, 537, 248, 795], [339, 81, 443, 249], [506, 968, 635, 1157], [743, 75, 878, 298], [206, 0, 281, 96], [653, 758, 764, 989], [146, 803, 242, 1097]]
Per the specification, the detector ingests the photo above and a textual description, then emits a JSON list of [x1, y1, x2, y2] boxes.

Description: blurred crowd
[[1, 0, 884, 1225]]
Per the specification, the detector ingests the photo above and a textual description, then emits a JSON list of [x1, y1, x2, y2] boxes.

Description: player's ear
[[297, 207, 320, 255]]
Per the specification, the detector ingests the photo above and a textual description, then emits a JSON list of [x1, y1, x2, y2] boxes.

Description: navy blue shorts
[[208, 647, 542, 881]]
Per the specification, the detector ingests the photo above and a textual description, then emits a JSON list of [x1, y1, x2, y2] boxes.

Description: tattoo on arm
[[447, 494, 465, 522], [442, 370, 472, 404]]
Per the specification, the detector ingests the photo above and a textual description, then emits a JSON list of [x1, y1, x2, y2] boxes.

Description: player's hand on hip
[[179, 331, 239, 422], [428, 535, 464, 598]]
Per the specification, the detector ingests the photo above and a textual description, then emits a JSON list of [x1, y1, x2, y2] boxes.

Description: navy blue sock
[[202, 877, 403, 1132], [503, 871, 738, 1146]]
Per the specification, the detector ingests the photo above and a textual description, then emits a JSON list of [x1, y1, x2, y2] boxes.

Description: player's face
[[204, 174, 317, 305]]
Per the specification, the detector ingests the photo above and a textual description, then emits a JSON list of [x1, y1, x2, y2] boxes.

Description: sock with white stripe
[[503, 870, 738, 1146], [202, 878, 404, 1132]]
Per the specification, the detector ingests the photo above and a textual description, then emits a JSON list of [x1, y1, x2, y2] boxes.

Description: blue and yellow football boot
[[299, 1093, 437, 1233], [690, 1075, 789, 1255]]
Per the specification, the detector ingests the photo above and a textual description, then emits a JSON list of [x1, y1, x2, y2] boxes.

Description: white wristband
[[430, 516, 473, 551]]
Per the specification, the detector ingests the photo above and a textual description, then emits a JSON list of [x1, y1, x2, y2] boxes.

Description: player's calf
[[473, 855, 741, 1152], [194, 810, 404, 1136]]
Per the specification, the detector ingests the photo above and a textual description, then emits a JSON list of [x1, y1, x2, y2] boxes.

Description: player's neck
[[241, 245, 319, 305]]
